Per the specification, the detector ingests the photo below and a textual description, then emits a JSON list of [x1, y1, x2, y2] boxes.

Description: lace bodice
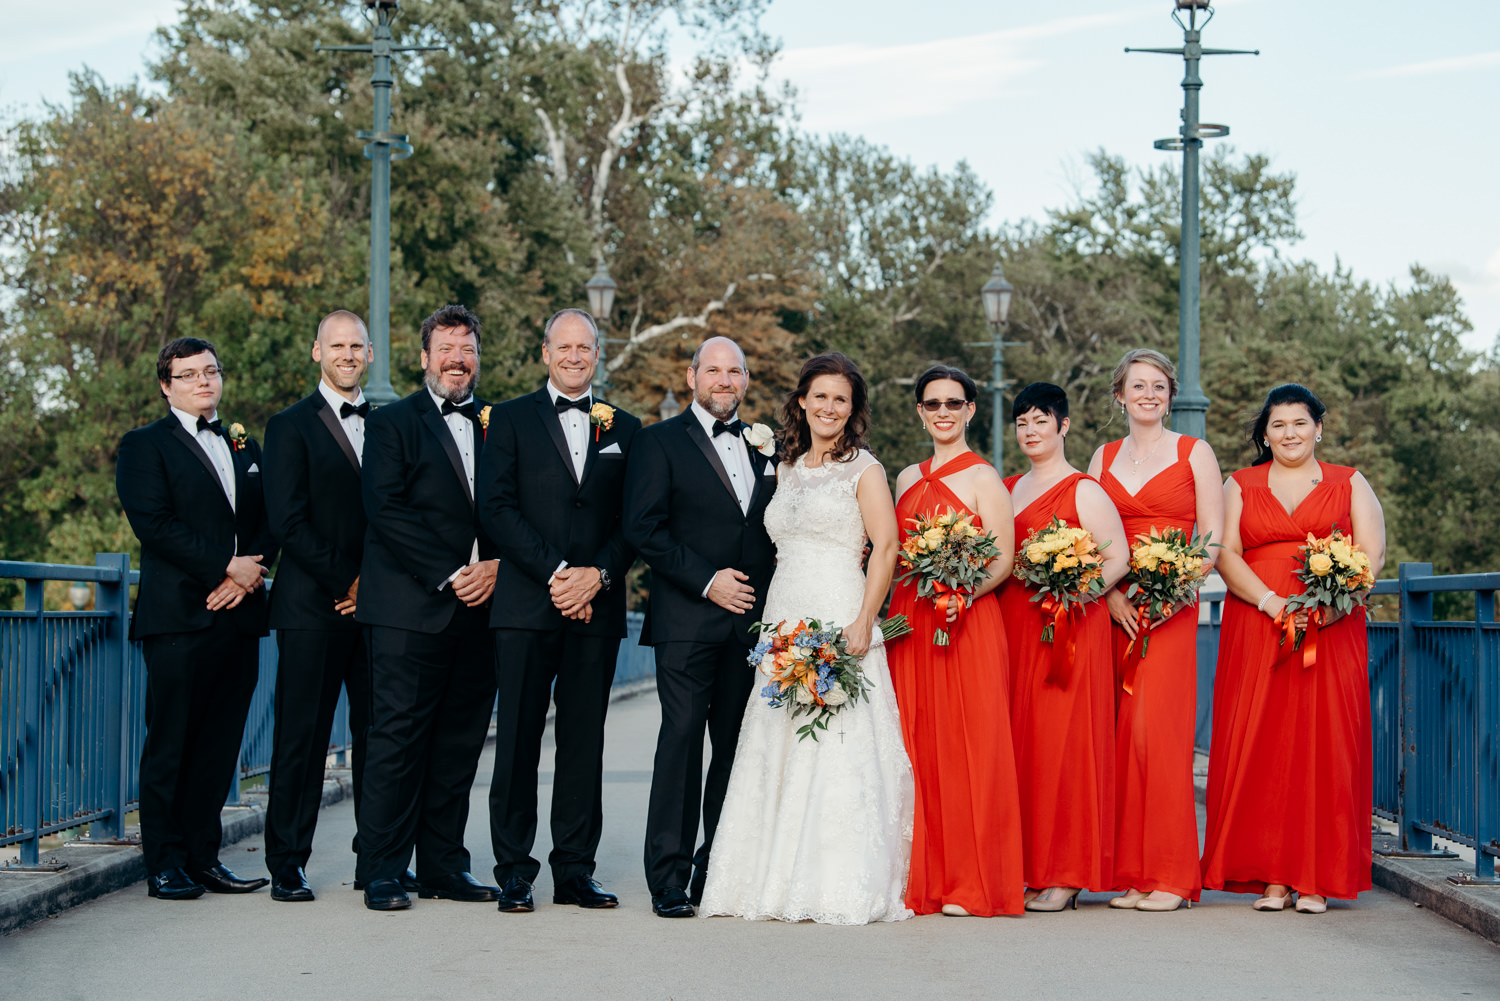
[[761, 450, 882, 627]]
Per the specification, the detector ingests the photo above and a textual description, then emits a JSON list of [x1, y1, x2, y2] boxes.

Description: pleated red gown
[[887, 453, 1024, 916], [1201, 463, 1373, 899], [1100, 435, 1204, 901], [999, 472, 1115, 892]]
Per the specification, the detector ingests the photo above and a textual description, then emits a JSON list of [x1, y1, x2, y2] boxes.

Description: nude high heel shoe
[[1135, 891, 1189, 912], [1252, 885, 1292, 912], [1024, 887, 1081, 912], [1109, 889, 1147, 909], [941, 904, 972, 917]]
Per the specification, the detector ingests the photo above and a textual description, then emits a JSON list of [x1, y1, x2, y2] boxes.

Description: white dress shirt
[[318, 380, 367, 465], [171, 405, 236, 512], [548, 382, 591, 482], [691, 400, 754, 514], [428, 387, 480, 585]]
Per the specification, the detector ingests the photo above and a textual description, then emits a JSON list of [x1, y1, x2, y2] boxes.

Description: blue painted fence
[[0, 555, 654, 868]]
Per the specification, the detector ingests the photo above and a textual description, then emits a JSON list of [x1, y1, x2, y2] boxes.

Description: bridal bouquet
[[1279, 529, 1375, 666], [750, 616, 911, 742], [895, 509, 1002, 645], [1117, 527, 1215, 692]]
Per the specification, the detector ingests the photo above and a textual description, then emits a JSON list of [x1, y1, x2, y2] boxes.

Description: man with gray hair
[[477, 307, 641, 913]]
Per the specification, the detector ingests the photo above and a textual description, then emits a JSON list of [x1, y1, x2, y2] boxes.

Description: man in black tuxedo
[[622, 336, 777, 918], [261, 310, 378, 902], [116, 337, 277, 900], [478, 308, 641, 914], [354, 304, 502, 911]]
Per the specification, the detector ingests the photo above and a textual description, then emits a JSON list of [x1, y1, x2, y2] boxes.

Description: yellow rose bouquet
[[895, 508, 1002, 645], [1118, 526, 1215, 691], [1279, 528, 1375, 668], [1011, 516, 1110, 685]]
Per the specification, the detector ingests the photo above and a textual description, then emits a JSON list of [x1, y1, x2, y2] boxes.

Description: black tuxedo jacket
[[116, 414, 277, 640], [622, 411, 777, 647], [355, 388, 498, 635], [263, 391, 367, 632], [477, 388, 641, 637]]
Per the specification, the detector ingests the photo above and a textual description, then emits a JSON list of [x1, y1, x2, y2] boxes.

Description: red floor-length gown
[[1201, 463, 1373, 899], [999, 472, 1115, 892], [1100, 435, 1204, 901], [887, 453, 1024, 916]]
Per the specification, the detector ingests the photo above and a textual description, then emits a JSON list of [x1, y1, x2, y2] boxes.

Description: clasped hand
[[1106, 589, 1180, 639], [452, 560, 499, 607], [550, 566, 599, 623], [707, 568, 755, 614], [207, 554, 268, 611]]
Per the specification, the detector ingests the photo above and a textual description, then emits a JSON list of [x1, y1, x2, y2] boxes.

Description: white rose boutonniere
[[227, 422, 249, 451], [742, 422, 776, 457]]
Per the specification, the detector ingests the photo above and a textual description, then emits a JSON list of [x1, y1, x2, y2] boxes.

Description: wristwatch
[[596, 567, 612, 591]]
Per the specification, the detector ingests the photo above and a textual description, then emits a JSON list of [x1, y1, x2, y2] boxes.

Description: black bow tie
[[554, 395, 591, 414], [196, 416, 225, 437], [712, 418, 743, 438], [441, 400, 476, 420], [340, 400, 370, 419]]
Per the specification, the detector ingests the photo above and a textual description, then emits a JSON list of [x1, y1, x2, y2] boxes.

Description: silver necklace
[[1126, 431, 1166, 470]]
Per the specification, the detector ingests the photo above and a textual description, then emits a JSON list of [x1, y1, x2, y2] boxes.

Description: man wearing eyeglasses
[[116, 336, 277, 901]]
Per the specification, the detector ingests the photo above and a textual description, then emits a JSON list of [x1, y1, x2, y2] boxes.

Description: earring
[[1263, 439, 1269, 447], [1315, 434, 1322, 442], [1119, 402, 1126, 415]]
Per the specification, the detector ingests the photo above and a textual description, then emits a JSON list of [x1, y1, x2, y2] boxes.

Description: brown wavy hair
[[777, 352, 871, 466]]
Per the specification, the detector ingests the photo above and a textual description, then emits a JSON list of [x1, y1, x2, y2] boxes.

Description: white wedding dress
[[699, 450, 914, 924]]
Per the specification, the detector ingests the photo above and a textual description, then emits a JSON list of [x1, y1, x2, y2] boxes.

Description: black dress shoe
[[271, 865, 315, 903], [363, 878, 411, 911], [652, 886, 695, 918], [417, 870, 502, 902], [146, 868, 205, 900], [188, 864, 269, 894], [497, 876, 535, 913], [354, 867, 419, 892], [689, 866, 707, 907], [554, 874, 619, 909]]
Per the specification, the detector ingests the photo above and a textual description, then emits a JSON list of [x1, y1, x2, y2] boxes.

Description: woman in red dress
[[1000, 382, 1129, 912], [887, 365, 1024, 917], [1087, 349, 1223, 913], [1201, 384, 1385, 914]]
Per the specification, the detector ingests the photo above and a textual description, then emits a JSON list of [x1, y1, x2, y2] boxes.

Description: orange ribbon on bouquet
[[1039, 596, 1076, 688], [1273, 605, 1322, 671], [1120, 605, 1152, 695], [931, 582, 968, 645]]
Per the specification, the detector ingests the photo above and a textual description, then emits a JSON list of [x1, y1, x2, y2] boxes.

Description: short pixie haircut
[[1011, 382, 1069, 423]]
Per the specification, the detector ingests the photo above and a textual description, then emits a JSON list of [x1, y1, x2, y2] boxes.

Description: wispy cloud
[[1355, 50, 1500, 80], [2, 3, 177, 65]]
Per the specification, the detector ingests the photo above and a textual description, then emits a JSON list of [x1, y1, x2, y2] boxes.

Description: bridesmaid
[[999, 382, 1128, 912], [1087, 349, 1223, 913], [888, 366, 1024, 918], [1200, 384, 1385, 914]]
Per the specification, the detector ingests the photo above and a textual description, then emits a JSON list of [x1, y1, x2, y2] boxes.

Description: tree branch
[[605, 280, 742, 373]]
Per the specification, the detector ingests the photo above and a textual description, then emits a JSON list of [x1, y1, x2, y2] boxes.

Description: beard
[[425, 364, 477, 403], [694, 384, 743, 422]]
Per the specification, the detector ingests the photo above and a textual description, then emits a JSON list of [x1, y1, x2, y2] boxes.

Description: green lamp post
[[318, 0, 443, 405], [1127, 1, 1257, 441], [979, 264, 1018, 471], [585, 261, 618, 397]]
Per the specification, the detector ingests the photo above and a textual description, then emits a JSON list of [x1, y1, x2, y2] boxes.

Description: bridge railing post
[[17, 579, 45, 866], [91, 554, 131, 841], [1471, 585, 1497, 881], [1393, 561, 1455, 857]]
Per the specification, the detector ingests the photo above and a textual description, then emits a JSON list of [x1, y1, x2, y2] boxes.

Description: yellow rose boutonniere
[[478, 405, 492, 440], [227, 422, 249, 451], [742, 422, 776, 457], [590, 402, 615, 441]]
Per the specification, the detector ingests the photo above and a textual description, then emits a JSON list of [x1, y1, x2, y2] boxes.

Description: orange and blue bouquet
[[895, 508, 1002, 645], [749, 616, 911, 742], [1279, 529, 1375, 665]]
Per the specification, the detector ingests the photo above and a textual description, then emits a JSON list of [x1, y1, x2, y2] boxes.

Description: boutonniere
[[227, 422, 249, 451], [742, 422, 776, 457], [478, 405, 491, 440], [589, 402, 615, 442]]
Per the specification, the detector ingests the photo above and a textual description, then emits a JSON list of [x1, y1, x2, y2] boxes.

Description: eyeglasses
[[169, 367, 223, 383], [919, 398, 967, 413]]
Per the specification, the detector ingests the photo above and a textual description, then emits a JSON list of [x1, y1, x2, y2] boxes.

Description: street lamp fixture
[[981, 263, 1014, 327], [968, 263, 1023, 472], [659, 388, 682, 422], [585, 261, 619, 397]]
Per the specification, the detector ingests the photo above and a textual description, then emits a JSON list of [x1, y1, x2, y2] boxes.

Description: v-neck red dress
[[887, 453, 1024, 916], [1200, 463, 1373, 899], [1099, 435, 1204, 901], [999, 472, 1115, 892]]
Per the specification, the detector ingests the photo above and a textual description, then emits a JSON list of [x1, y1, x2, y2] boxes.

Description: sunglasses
[[919, 398, 968, 413]]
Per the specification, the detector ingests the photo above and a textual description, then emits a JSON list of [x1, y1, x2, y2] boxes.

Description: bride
[[699, 351, 914, 924]]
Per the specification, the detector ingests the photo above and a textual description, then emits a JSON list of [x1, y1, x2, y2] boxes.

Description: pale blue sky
[[6, 1, 1498, 351]]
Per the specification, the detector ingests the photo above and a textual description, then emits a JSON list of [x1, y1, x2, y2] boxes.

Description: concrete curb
[[1192, 752, 1500, 945]]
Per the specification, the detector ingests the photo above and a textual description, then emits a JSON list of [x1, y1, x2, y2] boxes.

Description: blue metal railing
[[1, 555, 655, 866]]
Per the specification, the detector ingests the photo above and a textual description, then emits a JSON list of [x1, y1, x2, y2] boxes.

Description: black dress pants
[[489, 627, 620, 886], [356, 606, 496, 883], [642, 639, 754, 893], [138, 618, 260, 875], [264, 627, 369, 875]]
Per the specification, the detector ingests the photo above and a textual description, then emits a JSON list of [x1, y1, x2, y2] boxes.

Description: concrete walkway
[[4, 691, 1499, 1001]]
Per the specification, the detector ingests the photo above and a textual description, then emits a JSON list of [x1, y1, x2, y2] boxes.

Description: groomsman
[[478, 309, 640, 913], [355, 304, 502, 911], [116, 337, 276, 900], [623, 336, 777, 918], [261, 310, 379, 902]]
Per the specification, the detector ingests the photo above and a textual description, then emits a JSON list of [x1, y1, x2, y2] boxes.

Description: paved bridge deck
[[4, 691, 1498, 1000]]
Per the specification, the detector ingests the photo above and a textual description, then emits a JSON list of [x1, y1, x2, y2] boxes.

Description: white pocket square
[[600, 443, 621, 454], [247, 463, 260, 474]]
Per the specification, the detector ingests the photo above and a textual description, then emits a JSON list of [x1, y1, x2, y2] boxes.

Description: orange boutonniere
[[478, 405, 492, 440], [589, 402, 615, 442]]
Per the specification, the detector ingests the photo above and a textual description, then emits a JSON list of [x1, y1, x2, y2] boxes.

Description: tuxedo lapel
[[418, 393, 474, 507], [168, 422, 233, 515], [313, 393, 362, 474], [533, 390, 579, 486], [747, 446, 775, 511], [682, 417, 740, 507]]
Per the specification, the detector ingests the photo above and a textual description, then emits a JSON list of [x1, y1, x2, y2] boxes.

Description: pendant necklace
[[1126, 432, 1166, 475]]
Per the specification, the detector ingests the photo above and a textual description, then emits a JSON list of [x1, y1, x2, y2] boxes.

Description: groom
[[623, 335, 777, 918]]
